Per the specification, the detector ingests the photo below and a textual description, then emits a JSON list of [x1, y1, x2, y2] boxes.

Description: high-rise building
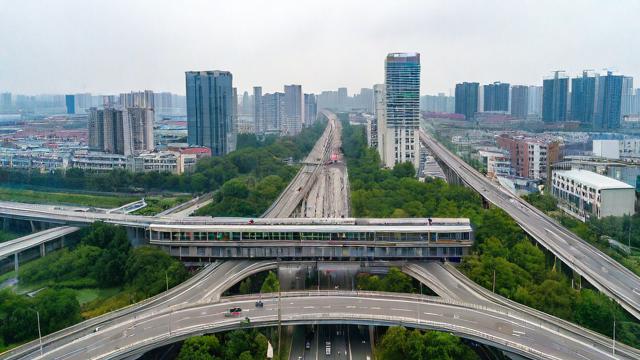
[[383, 52, 420, 169], [119, 90, 154, 109], [337, 87, 348, 110], [594, 71, 623, 130], [622, 76, 634, 118], [241, 91, 251, 116], [483, 82, 510, 112], [510, 86, 529, 118], [527, 86, 543, 116], [570, 71, 597, 124], [128, 107, 155, 153], [420, 93, 455, 113], [283, 85, 304, 136], [65, 95, 75, 114], [185, 70, 236, 156], [88, 107, 132, 156], [542, 71, 569, 123], [373, 84, 386, 163], [0, 93, 11, 111], [455, 82, 479, 120], [253, 86, 264, 135], [263, 92, 285, 133], [304, 93, 317, 127]]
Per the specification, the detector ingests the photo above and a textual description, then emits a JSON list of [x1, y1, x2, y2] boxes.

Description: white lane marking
[[346, 305, 356, 309], [423, 312, 442, 317], [370, 307, 381, 310], [304, 306, 315, 309], [391, 308, 412, 312]]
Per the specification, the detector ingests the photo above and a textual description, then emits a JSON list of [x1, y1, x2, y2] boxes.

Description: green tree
[[260, 271, 280, 293], [124, 246, 189, 298], [380, 268, 414, 293], [177, 335, 221, 360]]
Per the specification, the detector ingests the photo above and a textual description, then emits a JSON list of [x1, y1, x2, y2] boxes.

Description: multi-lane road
[[20, 291, 636, 360], [419, 129, 640, 320], [0, 260, 277, 360]]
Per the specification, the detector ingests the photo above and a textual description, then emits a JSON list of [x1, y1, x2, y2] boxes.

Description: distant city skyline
[[1, 0, 639, 95]]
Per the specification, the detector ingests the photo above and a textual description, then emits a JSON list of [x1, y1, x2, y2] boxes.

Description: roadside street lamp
[[15, 308, 43, 356]]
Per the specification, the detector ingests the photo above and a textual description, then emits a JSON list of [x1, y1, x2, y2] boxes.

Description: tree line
[[0, 223, 189, 350], [0, 122, 326, 195]]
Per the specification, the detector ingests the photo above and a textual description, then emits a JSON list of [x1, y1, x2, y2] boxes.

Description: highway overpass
[[419, 129, 640, 321], [0, 260, 277, 360], [17, 291, 636, 360], [0, 226, 80, 272]]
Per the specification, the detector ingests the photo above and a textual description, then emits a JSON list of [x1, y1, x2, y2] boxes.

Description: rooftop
[[554, 169, 634, 190]]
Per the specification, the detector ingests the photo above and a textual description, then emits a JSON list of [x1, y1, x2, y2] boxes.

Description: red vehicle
[[224, 307, 242, 317]]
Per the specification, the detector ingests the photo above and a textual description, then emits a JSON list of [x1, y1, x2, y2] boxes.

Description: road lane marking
[[391, 308, 412, 312]]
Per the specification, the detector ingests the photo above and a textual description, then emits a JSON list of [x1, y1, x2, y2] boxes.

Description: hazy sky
[[1, 0, 639, 96]]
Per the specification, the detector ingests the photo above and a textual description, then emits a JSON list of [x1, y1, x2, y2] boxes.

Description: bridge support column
[[14, 253, 19, 273], [40, 243, 45, 257], [30, 220, 37, 233], [2, 217, 8, 231]]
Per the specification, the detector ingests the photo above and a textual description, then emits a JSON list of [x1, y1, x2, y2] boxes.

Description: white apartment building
[[592, 138, 640, 160], [552, 169, 635, 221], [477, 150, 512, 178], [373, 84, 387, 165]]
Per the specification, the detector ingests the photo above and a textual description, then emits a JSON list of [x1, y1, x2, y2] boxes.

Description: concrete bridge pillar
[[14, 253, 19, 273], [40, 243, 45, 257]]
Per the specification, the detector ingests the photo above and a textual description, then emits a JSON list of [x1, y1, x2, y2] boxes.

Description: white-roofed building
[[551, 169, 635, 221]]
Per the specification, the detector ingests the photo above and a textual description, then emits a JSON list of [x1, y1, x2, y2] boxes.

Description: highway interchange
[[2, 115, 640, 359]]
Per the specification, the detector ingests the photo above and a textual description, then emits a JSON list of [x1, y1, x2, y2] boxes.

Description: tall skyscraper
[[304, 93, 317, 127], [594, 71, 623, 130], [483, 82, 510, 112], [622, 76, 634, 118], [186, 70, 236, 156], [542, 71, 569, 123], [383, 52, 420, 169], [570, 71, 596, 124], [373, 84, 386, 164], [455, 82, 479, 120], [528, 86, 543, 116], [253, 86, 264, 135], [88, 107, 132, 156], [128, 107, 155, 153], [283, 85, 304, 136], [263, 92, 285, 133], [0, 93, 11, 111], [337, 87, 348, 110], [241, 91, 251, 115], [510, 86, 529, 118], [65, 95, 75, 114]]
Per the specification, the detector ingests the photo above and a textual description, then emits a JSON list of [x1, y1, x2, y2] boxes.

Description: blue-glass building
[[384, 52, 420, 168], [542, 73, 569, 123], [455, 82, 479, 120], [594, 71, 623, 130], [186, 71, 236, 156], [570, 72, 596, 124], [65, 94, 75, 114], [483, 82, 510, 112]]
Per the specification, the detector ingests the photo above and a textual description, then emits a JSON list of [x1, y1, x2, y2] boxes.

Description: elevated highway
[[419, 129, 640, 320], [0, 260, 277, 360], [404, 261, 640, 360], [0, 226, 80, 272], [21, 291, 636, 360]]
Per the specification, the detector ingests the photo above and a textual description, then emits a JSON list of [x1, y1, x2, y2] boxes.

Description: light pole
[[20, 308, 43, 356], [165, 271, 169, 292]]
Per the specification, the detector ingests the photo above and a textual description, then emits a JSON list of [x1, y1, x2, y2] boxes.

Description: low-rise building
[[551, 169, 635, 221], [477, 149, 512, 178]]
